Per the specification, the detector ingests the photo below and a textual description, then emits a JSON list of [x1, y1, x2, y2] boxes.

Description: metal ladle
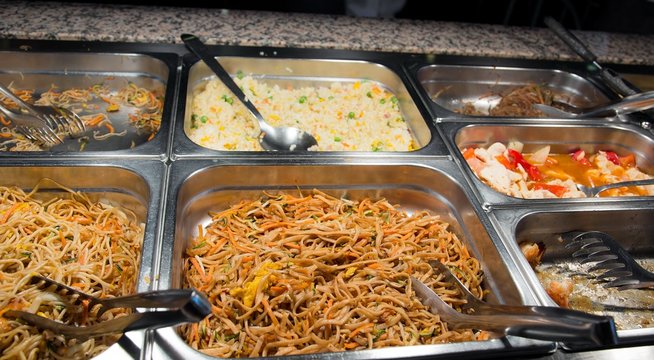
[[181, 34, 318, 151]]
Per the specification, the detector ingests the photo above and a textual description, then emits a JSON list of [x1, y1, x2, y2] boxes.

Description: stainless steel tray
[[171, 49, 445, 158], [0, 51, 177, 159], [150, 159, 554, 359], [489, 202, 654, 347], [0, 160, 167, 359], [417, 65, 608, 116], [438, 119, 654, 207]]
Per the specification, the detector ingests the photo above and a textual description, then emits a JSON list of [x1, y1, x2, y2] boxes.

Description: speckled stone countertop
[[1, 1, 654, 66]]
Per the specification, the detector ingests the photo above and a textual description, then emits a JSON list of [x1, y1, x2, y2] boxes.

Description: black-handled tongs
[[411, 261, 618, 346], [2, 275, 211, 339], [543, 16, 638, 97]]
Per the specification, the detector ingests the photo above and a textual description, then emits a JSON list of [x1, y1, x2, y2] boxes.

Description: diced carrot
[[283, 242, 301, 250], [619, 153, 636, 168], [462, 148, 476, 160], [349, 323, 374, 338], [0, 203, 21, 224], [0, 115, 10, 126], [495, 155, 514, 170], [104, 122, 115, 133], [344, 342, 359, 349], [190, 257, 206, 278], [533, 183, 567, 197]]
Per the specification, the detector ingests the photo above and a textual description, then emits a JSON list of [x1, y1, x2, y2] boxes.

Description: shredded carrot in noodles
[[182, 190, 486, 357]]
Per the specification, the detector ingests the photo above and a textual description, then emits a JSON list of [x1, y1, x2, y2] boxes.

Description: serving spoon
[[576, 178, 654, 197], [533, 90, 654, 118], [181, 34, 318, 151]]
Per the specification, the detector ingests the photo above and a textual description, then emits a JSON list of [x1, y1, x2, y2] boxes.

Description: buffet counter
[[0, 1, 653, 360]]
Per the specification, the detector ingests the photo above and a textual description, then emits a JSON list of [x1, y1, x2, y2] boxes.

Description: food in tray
[[457, 84, 562, 117], [519, 241, 654, 330], [182, 190, 488, 357], [0, 82, 163, 151], [0, 182, 144, 358], [188, 75, 416, 151], [462, 141, 654, 198]]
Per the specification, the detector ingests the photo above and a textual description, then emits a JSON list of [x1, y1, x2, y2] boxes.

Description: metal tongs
[[411, 261, 618, 346], [2, 275, 211, 339]]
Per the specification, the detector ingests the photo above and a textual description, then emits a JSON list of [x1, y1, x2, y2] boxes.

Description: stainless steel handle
[[180, 33, 272, 134], [0, 83, 44, 118]]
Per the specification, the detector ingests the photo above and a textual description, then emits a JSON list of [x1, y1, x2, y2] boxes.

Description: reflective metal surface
[[416, 64, 609, 117], [173, 52, 440, 158], [151, 159, 555, 359], [0, 40, 652, 359], [439, 120, 654, 207], [0, 51, 178, 159], [490, 202, 654, 347], [0, 160, 167, 358]]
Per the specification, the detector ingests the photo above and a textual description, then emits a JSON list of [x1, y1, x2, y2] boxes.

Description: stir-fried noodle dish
[[182, 190, 487, 357], [458, 84, 558, 117], [0, 82, 163, 151], [0, 182, 144, 359]]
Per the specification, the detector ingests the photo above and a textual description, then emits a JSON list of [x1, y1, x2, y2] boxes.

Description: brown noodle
[[460, 84, 555, 117], [182, 190, 486, 357], [0, 182, 144, 359]]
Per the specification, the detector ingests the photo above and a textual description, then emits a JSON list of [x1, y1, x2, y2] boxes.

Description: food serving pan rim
[[0, 50, 179, 161], [487, 201, 654, 347], [149, 158, 558, 360], [0, 159, 168, 359], [437, 119, 654, 209], [170, 45, 447, 159], [401, 56, 620, 122]]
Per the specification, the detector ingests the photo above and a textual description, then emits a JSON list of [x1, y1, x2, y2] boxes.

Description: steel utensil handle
[[544, 17, 596, 63], [181, 33, 273, 135], [543, 17, 638, 97], [0, 83, 46, 118], [124, 289, 212, 332]]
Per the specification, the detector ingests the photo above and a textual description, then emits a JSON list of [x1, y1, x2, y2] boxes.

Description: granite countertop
[[1, 1, 654, 66]]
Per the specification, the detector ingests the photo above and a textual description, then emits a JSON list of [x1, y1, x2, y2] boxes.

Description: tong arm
[[3, 288, 211, 340]]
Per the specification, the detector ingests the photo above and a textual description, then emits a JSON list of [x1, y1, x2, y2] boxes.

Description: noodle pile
[[182, 190, 486, 357], [459, 84, 556, 117], [0, 183, 144, 359], [0, 82, 163, 152]]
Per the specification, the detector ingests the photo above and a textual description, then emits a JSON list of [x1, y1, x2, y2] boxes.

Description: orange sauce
[[529, 153, 649, 197]]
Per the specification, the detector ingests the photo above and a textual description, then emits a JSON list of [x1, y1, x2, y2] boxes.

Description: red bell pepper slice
[[533, 183, 567, 197], [507, 149, 542, 181], [603, 151, 621, 166]]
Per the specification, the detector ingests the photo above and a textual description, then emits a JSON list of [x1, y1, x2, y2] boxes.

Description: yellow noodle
[[0, 183, 144, 359]]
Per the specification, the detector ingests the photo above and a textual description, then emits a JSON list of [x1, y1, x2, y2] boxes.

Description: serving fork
[[0, 102, 62, 146], [0, 83, 86, 137], [411, 260, 617, 346], [2, 275, 211, 339], [564, 231, 654, 290]]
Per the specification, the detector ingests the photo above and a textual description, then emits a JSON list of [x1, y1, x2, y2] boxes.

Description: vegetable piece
[[571, 149, 592, 167], [462, 147, 476, 160], [507, 149, 542, 181], [620, 153, 636, 168], [529, 145, 550, 165], [495, 155, 514, 170], [507, 140, 524, 153], [533, 183, 567, 197], [603, 151, 621, 166]]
